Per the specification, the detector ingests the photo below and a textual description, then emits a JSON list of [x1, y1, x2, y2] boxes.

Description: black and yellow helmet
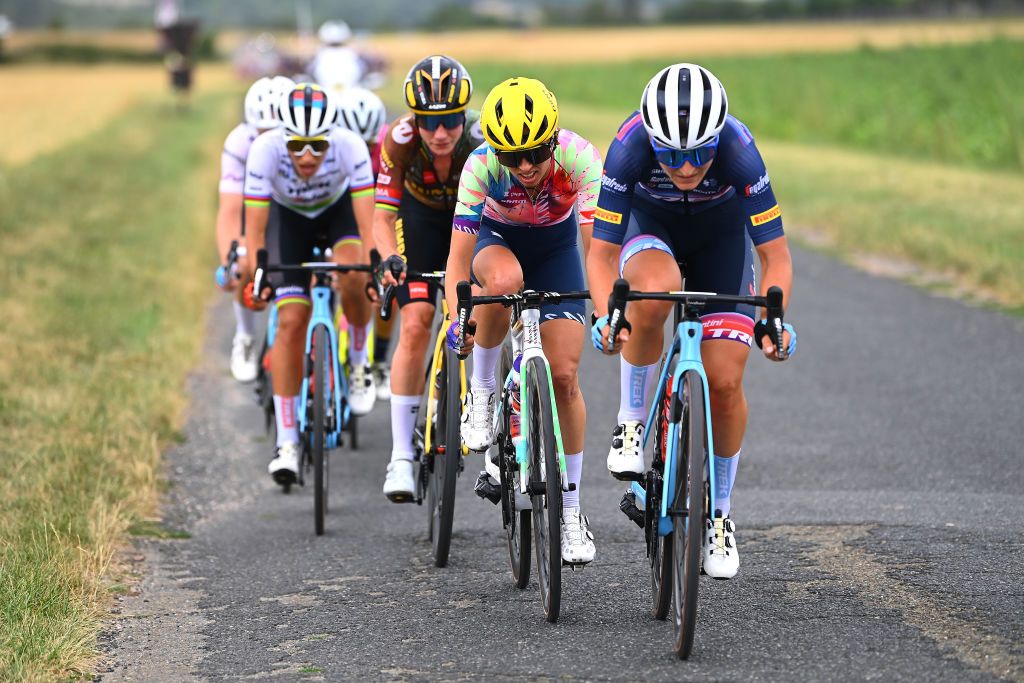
[[403, 55, 473, 115], [480, 77, 559, 151]]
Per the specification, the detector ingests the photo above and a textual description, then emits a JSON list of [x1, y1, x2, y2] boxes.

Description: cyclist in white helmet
[[588, 63, 796, 579], [243, 83, 378, 487], [310, 20, 362, 93], [335, 87, 394, 400], [215, 75, 293, 382]]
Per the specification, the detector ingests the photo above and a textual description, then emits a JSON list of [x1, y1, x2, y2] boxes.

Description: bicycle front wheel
[[671, 369, 707, 659], [431, 347, 461, 567], [526, 357, 561, 622], [312, 324, 331, 536]]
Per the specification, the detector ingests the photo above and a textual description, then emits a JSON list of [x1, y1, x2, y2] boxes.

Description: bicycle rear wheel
[[498, 344, 530, 589], [431, 347, 461, 567], [526, 357, 561, 622], [671, 369, 707, 659], [312, 324, 331, 536]]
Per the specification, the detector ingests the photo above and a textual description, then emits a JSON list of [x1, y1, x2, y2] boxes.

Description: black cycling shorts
[[394, 193, 452, 308]]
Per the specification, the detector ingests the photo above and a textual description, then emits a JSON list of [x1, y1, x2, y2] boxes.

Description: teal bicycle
[[608, 277, 786, 658], [253, 248, 374, 536]]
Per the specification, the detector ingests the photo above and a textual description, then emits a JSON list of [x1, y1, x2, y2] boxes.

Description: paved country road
[[101, 247, 1024, 682]]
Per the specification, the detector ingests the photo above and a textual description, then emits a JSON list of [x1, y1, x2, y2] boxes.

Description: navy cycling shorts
[[472, 214, 586, 325]]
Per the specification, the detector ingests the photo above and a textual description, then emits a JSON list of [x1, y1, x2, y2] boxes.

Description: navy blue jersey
[[593, 112, 784, 247]]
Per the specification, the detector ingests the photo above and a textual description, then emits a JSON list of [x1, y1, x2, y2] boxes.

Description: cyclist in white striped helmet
[[215, 75, 293, 383], [243, 83, 380, 487], [588, 63, 796, 579]]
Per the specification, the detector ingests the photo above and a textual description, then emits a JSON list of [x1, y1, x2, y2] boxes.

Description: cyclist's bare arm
[[216, 192, 244, 286], [755, 234, 793, 356], [443, 229, 478, 351], [244, 203, 270, 279], [587, 238, 621, 319]]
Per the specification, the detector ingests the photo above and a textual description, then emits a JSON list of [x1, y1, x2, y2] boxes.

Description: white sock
[[470, 343, 502, 392], [233, 300, 255, 338], [713, 450, 741, 517], [348, 321, 371, 367], [390, 394, 420, 462], [562, 451, 583, 511], [273, 395, 299, 447], [617, 358, 658, 424]]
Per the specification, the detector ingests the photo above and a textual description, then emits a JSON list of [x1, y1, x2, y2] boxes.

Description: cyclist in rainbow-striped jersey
[[444, 77, 602, 565], [588, 64, 797, 579], [243, 83, 377, 488], [215, 75, 293, 383]]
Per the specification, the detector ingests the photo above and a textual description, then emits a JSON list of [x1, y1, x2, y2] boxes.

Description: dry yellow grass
[[0, 63, 236, 165]]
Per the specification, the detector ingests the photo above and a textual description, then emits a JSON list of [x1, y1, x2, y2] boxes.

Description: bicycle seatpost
[[455, 280, 475, 360], [765, 285, 786, 361], [607, 278, 632, 344]]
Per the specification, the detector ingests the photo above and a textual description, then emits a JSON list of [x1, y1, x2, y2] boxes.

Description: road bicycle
[[374, 260, 466, 568], [608, 276, 786, 658], [456, 283, 590, 623], [253, 248, 374, 535]]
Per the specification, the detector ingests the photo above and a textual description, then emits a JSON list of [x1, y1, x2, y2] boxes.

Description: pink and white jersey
[[243, 127, 375, 219], [219, 122, 259, 194]]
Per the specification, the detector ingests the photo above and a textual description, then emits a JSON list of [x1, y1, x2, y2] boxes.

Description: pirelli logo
[[750, 204, 781, 226], [595, 207, 622, 224]]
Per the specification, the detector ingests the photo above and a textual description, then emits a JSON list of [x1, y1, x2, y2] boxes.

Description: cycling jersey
[[219, 122, 259, 194], [375, 111, 484, 212], [452, 128, 602, 235], [593, 113, 784, 247], [244, 127, 374, 219]]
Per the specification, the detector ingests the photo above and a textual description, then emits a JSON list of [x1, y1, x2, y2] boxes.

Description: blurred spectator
[[0, 15, 11, 63], [155, 0, 199, 109], [309, 20, 362, 93]]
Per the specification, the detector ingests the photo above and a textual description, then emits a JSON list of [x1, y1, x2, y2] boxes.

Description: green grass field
[[0, 91, 237, 680]]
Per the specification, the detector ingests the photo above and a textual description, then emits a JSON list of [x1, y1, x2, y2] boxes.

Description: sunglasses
[[650, 136, 718, 169], [495, 141, 555, 168], [415, 112, 466, 132], [286, 137, 330, 156]]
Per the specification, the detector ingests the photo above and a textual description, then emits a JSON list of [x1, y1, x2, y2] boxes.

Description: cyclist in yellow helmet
[[444, 77, 604, 565]]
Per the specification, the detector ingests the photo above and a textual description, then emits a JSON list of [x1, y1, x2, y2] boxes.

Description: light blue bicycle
[[253, 247, 374, 536], [608, 277, 786, 659]]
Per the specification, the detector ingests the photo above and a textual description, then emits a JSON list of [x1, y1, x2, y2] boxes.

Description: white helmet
[[641, 63, 728, 150], [244, 77, 280, 129], [318, 20, 351, 45], [270, 75, 296, 97], [279, 83, 337, 138], [335, 88, 386, 143]]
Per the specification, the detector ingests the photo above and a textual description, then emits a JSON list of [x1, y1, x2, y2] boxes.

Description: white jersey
[[219, 122, 259, 194], [310, 46, 363, 92], [243, 127, 375, 219]]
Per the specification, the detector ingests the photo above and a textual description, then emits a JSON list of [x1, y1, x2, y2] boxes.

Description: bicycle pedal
[[563, 560, 590, 571], [619, 491, 645, 528], [610, 470, 644, 483], [385, 491, 416, 504], [473, 471, 501, 505]]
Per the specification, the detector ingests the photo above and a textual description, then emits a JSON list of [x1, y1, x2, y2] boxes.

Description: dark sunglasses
[[415, 112, 466, 132], [285, 137, 331, 156], [495, 141, 555, 168], [650, 136, 718, 169]]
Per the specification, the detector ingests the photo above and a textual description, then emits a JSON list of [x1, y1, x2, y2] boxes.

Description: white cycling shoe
[[348, 363, 376, 416], [560, 509, 596, 565], [373, 363, 391, 401], [607, 421, 645, 480], [703, 512, 739, 579], [460, 386, 495, 451], [230, 333, 258, 383], [382, 459, 415, 503], [268, 442, 301, 487]]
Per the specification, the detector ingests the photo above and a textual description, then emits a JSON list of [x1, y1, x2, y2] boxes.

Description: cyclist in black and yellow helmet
[[444, 77, 605, 565], [374, 55, 486, 503]]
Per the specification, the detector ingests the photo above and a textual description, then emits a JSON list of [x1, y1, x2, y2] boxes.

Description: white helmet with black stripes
[[279, 83, 336, 138], [641, 63, 728, 150], [335, 87, 386, 143]]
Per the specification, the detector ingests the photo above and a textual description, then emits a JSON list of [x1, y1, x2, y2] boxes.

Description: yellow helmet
[[480, 77, 559, 151]]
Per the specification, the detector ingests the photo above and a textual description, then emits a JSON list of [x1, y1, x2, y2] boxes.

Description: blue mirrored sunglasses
[[415, 112, 466, 132], [650, 137, 719, 169]]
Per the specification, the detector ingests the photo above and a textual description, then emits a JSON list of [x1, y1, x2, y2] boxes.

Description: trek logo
[[745, 173, 770, 197], [629, 366, 647, 409], [601, 175, 629, 193], [750, 204, 781, 226], [595, 207, 622, 224]]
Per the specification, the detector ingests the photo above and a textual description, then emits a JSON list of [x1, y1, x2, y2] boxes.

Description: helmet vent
[[494, 99, 504, 125], [524, 94, 534, 121], [696, 69, 712, 141], [535, 116, 549, 142], [656, 68, 670, 140]]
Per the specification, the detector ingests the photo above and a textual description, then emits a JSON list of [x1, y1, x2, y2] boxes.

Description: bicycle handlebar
[[454, 280, 476, 360], [253, 248, 374, 302]]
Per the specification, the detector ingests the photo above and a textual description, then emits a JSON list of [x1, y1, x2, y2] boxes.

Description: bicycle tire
[[526, 356, 561, 622], [422, 356, 442, 540], [498, 344, 531, 589], [431, 347, 461, 567], [312, 324, 330, 536], [671, 369, 707, 659], [650, 368, 673, 620]]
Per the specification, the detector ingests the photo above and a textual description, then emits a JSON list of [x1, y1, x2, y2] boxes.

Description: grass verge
[[0, 91, 237, 679]]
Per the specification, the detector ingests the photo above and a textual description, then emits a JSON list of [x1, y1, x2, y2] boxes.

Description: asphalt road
[[101, 246, 1024, 682]]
